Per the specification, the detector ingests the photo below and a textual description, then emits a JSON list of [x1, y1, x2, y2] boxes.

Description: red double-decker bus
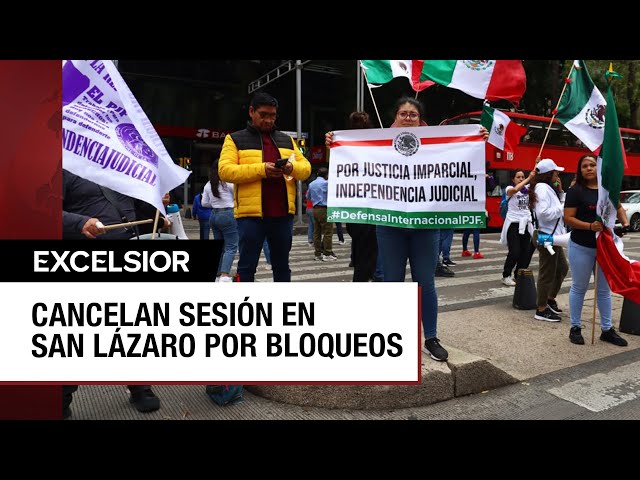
[[441, 111, 640, 228]]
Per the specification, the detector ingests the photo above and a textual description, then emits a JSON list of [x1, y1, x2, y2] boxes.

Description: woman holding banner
[[327, 97, 487, 361], [563, 154, 629, 346]]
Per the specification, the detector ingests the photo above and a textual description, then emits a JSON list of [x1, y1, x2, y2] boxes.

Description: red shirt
[[261, 132, 288, 217]]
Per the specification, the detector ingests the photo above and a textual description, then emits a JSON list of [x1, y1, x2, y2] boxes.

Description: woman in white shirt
[[202, 160, 238, 282], [529, 158, 569, 322], [500, 170, 535, 286]]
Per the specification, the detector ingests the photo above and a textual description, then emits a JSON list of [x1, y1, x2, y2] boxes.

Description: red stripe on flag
[[420, 135, 483, 145], [596, 229, 640, 304], [332, 140, 393, 148], [485, 60, 527, 106], [411, 60, 435, 92]]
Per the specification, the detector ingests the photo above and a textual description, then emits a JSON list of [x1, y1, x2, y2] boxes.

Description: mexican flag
[[556, 60, 606, 153], [420, 60, 526, 105], [595, 76, 640, 304], [480, 103, 527, 154], [360, 60, 435, 92]]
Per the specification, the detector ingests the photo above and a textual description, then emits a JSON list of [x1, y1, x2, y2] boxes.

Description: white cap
[[536, 158, 565, 174]]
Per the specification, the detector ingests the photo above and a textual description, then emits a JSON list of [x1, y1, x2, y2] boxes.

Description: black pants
[[346, 223, 378, 282], [502, 222, 535, 278], [63, 385, 151, 409]]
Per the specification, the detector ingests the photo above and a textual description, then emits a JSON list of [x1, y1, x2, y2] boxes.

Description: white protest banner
[[0, 283, 419, 383], [62, 60, 190, 214], [327, 124, 486, 229]]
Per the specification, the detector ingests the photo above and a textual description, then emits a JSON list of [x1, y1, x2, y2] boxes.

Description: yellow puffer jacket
[[218, 124, 311, 218]]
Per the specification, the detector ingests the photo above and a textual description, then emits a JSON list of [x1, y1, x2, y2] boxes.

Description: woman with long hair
[[564, 154, 629, 346], [327, 97, 487, 361], [500, 169, 535, 286], [202, 159, 238, 282], [529, 158, 569, 321]]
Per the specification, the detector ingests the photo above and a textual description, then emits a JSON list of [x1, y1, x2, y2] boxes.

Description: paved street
[[68, 221, 640, 420]]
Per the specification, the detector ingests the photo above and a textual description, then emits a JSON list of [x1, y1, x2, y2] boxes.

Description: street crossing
[[192, 225, 640, 313]]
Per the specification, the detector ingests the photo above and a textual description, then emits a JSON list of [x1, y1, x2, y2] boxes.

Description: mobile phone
[[274, 158, 288, 169]]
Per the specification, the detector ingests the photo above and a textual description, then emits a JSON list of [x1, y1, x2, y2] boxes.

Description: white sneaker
[[218, 276, 233, 283], [338, 240, 346, 245], [264, 264, 272, 270], [501, 276, 516, 287], [322, 254, 338, 261]]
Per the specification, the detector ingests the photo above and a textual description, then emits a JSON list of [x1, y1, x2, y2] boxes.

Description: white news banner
[[0, 282, 420, 384]]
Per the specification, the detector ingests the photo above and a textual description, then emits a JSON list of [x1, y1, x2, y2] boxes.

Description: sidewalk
[[67, 217, 640, 419]]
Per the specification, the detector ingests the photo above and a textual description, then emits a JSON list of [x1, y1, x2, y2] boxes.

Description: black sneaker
[[435, 265, 455, 277], [424, 337, 449, 361], [534, 307, 561, 322], [569, 326, 585, 345], [442, 258, 457, 266], [600, 327, 628, 347], [547, 299, 563, 314], [129, 388, 161, 412]]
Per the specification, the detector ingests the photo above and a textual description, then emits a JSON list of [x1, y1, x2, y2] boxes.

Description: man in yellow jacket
[[219, 92, 311, 281]]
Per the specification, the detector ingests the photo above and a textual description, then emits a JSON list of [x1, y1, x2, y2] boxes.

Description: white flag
[[62, 60, 190, 214]]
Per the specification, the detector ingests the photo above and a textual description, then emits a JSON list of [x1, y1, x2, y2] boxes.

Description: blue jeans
[[439, 229, 454, 261], [306, 209, 314, 242], [237, 216, 293, 282], [462, 228, 480, 253], [199, 218, 211, 240], [262, 239, 271, 265], [209, 208, 238, 275], [568, 240, 613, 330], [376, 226, 439, 339]]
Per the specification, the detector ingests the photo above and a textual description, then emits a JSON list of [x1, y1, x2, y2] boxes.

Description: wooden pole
[[535, 62, 576, 162], [98, 218, 153, 231], [151, 209, 160, 240], [359, 62, 384, 128]]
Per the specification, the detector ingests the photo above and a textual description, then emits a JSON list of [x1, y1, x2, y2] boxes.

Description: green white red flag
[[595, 74, 640, 304], [360, 60, 435, 92], [480, 103, 527, 154], [556, 60, 607, 153], [420, 60, 526, 105]]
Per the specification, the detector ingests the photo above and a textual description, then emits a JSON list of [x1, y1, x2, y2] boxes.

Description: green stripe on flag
[[327, 207, 485, 229], [556, 60, 597, 122], [600, 82, 624, 209], [421, 60, 458, 86], [360, 60, 393, 84], [480, 104, 495, 130]]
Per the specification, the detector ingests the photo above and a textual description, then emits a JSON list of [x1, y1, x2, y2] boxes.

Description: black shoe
[[534, 307, 561, 322], [129, 388, 161, 412], [600, 327, 628, 346], [435, 265, 455, 277], [63, 407, 72, 419], [348, 261, 354, 267], [547, 299, 563, 314], [424, 337, 449, 362], [569, 326, 585, 345], [442, 258, 457, 266]]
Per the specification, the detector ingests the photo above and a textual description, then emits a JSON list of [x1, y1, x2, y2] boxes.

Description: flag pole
[[151, 209, 160, 240], [591, 262, 598, 344], [98, 218, 153, 231], [359, 61, 384, 128], [536, 62, 577, 162]]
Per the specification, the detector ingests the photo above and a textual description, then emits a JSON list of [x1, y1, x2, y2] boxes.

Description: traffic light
[[298, 138, 306, 157], [185, 157, 191, 170]]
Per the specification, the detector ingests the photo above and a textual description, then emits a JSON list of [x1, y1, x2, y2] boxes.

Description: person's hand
[[81, 218, 105, 239], [325, 131, 334, 147], [162, 192, 171, 206], [265, 162, 284, 178], [479, 126, 489, 141], [282, 161, 293, 175], [162, 217, 172, 232], [528, 170, 536, 181], [590, 221, 604, 232]]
